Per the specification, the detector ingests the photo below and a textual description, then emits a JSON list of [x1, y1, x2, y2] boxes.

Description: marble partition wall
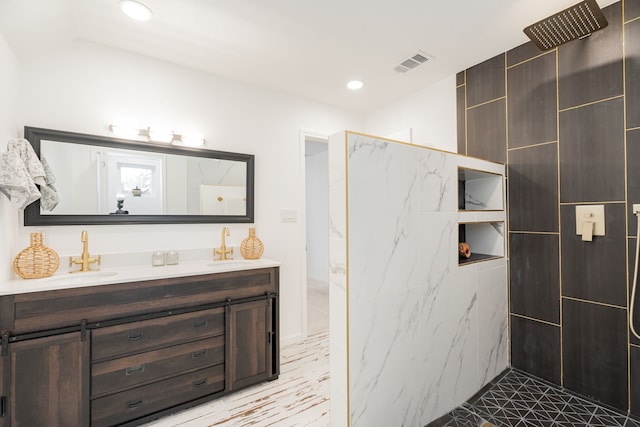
[[328, 131, 507, 426]]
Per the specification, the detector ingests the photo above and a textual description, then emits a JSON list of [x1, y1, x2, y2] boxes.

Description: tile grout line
[[555, 44, 564, 389], [623, 0, 633, 414]]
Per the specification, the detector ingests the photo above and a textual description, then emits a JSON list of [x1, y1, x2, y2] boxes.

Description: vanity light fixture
[[148, 128, 174, 143], [347, 80, 364, 90], [109, 124, 142, 139], [119, 0, 153, 21], [109, 124, 206, 146], [178, 133, 206, 147]]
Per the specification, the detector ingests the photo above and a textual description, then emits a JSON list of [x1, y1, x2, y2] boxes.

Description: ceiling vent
[[523, 0, 608, 51], [394, 51, 432, 73]]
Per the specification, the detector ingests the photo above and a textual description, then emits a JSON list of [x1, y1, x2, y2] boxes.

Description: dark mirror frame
[[23, 126, 255, 226]]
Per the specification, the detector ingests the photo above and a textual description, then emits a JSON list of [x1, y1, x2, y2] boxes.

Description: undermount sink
[[44, 271, 118, 284]]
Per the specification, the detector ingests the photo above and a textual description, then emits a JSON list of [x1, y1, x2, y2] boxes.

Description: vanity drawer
[[91, 364, 225, 427], [92, 308, 224, 361], [91, 335, 224, 397]]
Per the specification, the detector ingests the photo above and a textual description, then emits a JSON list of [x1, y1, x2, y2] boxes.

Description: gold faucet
[[214, 227, 233, 261], [69, 230, 101, 272]]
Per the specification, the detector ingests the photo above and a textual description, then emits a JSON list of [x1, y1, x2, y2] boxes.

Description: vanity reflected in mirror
[[24, 127, 254, 225]]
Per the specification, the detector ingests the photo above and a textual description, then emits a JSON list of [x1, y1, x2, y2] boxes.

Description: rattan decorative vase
[[240, 228, 264, 260], [13, 232, 60, 279]]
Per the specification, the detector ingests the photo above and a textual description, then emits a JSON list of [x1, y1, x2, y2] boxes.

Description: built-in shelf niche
[[458, 222, 505, 265], [458, 167, 503, 211]]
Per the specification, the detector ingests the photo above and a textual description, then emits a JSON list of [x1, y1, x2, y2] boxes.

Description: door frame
[[298, 129, 329, 340]]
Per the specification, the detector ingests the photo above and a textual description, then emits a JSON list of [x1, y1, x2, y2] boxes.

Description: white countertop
[[1, 258, 280, 296]]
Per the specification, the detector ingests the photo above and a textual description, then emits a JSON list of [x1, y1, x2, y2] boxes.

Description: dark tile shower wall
[[562, 298, 629, 411], [456, 0, 640, 415]]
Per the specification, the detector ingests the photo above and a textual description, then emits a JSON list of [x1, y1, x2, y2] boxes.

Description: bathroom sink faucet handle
[[213, 227, 234, 261], [69, 230, 101, 273]]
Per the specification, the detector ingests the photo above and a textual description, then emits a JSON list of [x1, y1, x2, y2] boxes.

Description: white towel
[[41, 156, 56, 186], [0, 150, 41, 209], [39, 157, 59, 211], [7, 138, 46, 186], [0, 138, 59, 210]]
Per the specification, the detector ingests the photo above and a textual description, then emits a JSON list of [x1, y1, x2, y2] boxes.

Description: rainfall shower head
[[523, 0, 608, 51]]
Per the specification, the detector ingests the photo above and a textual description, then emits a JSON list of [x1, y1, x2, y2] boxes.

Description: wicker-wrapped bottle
[[240, 227, 264, 260], [13, 232, 60, 279]]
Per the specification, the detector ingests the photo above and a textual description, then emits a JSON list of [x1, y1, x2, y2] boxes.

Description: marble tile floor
[[142, 332, 330, 427], [428, 369, 640, 427]]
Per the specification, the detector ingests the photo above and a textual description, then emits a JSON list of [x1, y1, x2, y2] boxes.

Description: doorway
[[304, 136, 329, 337]]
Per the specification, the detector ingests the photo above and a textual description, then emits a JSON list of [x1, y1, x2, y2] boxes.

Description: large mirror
[[24, 127, 254, 225]]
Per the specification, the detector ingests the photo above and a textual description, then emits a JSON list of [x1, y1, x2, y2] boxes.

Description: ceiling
[[0, 0, 618, 114]]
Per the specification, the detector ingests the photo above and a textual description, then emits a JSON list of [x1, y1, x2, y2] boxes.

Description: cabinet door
[[228, 299, 272, 390], [0, 344, 8, 427], [9, 331, 90, 426]]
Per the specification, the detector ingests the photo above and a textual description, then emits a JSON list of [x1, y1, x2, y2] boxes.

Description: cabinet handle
[[127, 332, 144, 341], [192, 349, 208, 359], [125, 364, 145, 375], [1, 396, 6, 417], [81, 319, 88, 342], [126, 398, 143, 409], [192, 319, 208, 328], [192, 379, 207, 388], [1, 332, 8, 356]]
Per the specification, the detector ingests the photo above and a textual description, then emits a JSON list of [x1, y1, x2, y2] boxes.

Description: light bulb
[[180, 133, 205, 146], [110, 124, 140, 139], [120, 0, 153, 21], [148, 128, 174, 143], [347, 80, 364, 90]]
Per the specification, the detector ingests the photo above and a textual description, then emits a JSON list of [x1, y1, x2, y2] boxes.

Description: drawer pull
[[193, 379, 207, 388], [125, 364, 146, 376], [126, 398, 144, 409], [192, 349, 208, 359], [193, 319, 208, 328], [127, 332, 144, 341]]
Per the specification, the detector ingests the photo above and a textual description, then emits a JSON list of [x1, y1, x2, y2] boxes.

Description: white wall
[[10, 40, 364, 344], [365, 74, 457, 152], [0, 33, 22, 282]]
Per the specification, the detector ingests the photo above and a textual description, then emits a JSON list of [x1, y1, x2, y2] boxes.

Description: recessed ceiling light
[[347, 80, 364, 90], [120, 0, 153, 21]]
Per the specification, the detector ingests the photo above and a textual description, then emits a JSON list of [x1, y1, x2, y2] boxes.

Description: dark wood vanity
[[0, 266, 279, 426]]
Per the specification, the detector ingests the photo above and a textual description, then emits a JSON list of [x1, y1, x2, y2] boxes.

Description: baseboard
[[280, 332, 303, 348]]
